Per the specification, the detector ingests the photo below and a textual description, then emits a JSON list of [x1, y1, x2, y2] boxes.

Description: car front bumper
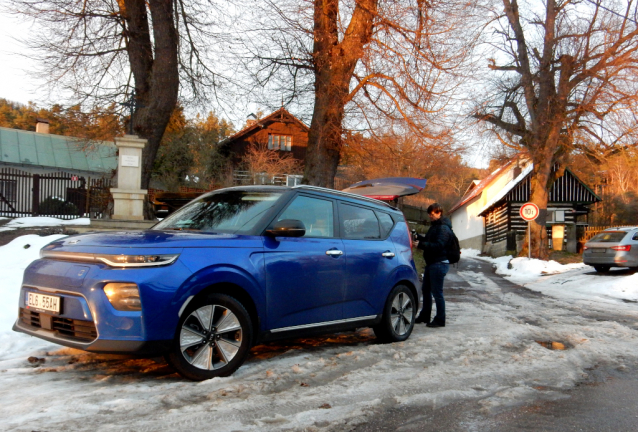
[[12, 318, 171, 354]]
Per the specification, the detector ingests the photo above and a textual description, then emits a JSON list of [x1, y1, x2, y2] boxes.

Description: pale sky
[[0, 11, 43, 105]]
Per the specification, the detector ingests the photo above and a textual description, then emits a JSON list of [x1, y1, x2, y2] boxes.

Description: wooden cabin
[[220, 108, 309, 185], [449, 158, 601, 256]]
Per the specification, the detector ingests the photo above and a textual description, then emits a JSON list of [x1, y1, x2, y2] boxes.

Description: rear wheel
[[594, 265, 611, 273], [373, 285, 415, 343], [166, 293, 252, 381]]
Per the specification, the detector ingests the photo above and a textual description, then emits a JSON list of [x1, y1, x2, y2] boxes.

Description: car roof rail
[[293, 185, 396, 209]]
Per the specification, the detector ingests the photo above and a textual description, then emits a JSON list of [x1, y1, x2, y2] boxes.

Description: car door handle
[[326, 249, 343, 256], [381, 251, 395, 258]]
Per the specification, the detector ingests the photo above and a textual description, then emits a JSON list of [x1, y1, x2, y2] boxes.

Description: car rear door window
[[277, 195, 334, 237], [339, 203, 380, 240], [376, 212, 395, 238], [633, 232, 638, 241]]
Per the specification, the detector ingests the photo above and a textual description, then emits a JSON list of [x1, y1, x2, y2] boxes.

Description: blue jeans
[[420, 262, 449, 324]]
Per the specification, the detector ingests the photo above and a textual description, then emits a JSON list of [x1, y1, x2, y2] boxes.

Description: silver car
[[583, 227, 638, 272]]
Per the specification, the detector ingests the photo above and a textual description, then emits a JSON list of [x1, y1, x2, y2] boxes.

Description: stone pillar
[[110, 135, 147, 220]]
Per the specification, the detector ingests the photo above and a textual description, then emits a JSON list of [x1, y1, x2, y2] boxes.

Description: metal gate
[[0, 168, 112, 220]]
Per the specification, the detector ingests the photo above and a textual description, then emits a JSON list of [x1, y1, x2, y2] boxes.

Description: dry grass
[[548, 250, 584, 265]]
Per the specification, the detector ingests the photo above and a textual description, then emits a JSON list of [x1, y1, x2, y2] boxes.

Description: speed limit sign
[[520, 202, 539, 258], [520, 203, 539, 221]]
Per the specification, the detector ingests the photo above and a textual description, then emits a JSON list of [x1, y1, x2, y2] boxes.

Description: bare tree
[[7, 0, 232, 191], [474, 0, 638, 258], [240, 0, 479, 187]]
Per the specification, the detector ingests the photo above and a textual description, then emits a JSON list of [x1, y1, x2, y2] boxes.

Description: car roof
[[205, 185, 398, 212], [604, 226, 638, 232]]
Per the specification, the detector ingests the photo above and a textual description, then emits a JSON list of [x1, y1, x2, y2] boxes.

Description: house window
[[268, 134, 292, 151], [0, 179, 17, 203]]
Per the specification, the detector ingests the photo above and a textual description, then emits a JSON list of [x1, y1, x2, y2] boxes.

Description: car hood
[[47, 230, 263, 249]]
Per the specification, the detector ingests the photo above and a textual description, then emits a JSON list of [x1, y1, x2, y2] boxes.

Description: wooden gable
[[504, 167, 600, 204]]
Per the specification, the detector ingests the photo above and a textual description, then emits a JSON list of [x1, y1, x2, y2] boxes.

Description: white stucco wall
[[449, 160, 532, 245]]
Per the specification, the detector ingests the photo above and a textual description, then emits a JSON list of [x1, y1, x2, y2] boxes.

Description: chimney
[[36, 118, 50, 134], [245, 113, 258, 127], [512, 155, 522, 178]]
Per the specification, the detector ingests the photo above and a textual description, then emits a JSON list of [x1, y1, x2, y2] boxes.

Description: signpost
[[520, 202, 540, 258]]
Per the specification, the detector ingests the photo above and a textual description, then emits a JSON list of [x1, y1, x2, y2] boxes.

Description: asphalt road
[[353, 257, 638, 432]]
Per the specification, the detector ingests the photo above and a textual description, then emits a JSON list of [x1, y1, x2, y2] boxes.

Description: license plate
[[592, 248, 606, 253], [26, 292, 61, 314]]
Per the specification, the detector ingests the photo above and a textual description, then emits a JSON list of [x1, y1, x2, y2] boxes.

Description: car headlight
[[95, 254, 179, 268], [40, 250, 179, 268], [103, 283, 141, 311]]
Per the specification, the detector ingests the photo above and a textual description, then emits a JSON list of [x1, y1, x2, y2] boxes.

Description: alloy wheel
[[390, 291, 413, 336], [180, 304, 243, 370]]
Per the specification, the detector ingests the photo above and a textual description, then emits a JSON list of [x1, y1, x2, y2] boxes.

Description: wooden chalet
[[220, 108, 309, 185], [449, 157, 601, 256]]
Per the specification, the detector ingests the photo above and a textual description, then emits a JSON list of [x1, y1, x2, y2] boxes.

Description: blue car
[[14, 185, 419, 380]]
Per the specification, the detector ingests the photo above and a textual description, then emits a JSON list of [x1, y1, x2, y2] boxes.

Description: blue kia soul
[[14, 185, 419, 380]]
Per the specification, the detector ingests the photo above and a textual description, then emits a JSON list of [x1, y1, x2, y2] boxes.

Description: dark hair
[[427, 203, 443, 215]]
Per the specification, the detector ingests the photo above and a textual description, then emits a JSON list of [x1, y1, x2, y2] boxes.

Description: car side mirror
[[265, 219, 306, 238]]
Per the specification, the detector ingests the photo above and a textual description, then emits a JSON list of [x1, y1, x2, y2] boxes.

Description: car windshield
[[154, 190, 283, 234], [589, 231, 627, 243]]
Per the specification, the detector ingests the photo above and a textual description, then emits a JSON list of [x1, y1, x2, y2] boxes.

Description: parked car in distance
[[582, 226, 638, 272], [14, 185, 419, 380]]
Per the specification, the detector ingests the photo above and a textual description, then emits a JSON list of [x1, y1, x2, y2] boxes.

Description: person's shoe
[[426, 322, 445, 328], [414, 316, 429, 324]]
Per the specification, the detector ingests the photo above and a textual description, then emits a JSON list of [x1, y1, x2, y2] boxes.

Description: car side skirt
[[258, 315, 381, 343]]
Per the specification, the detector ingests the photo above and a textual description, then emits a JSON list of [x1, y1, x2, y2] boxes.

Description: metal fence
[[0, 167, 112, 219]]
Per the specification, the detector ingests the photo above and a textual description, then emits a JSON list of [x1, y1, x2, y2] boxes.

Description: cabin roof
[[221, 107, 309, 144], [448, 157, 519, 214]]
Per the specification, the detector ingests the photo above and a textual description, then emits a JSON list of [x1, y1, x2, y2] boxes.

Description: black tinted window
[[589, 231, 627, 243], [154, 190, 282, 234], [277, 195, 334, 237], [340, 204, 380, 240], [377, 212, 395, 238], [632, 232, 638, 241]]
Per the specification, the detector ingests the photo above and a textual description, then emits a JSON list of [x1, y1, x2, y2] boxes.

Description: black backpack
[[446, 228, 461, 264]]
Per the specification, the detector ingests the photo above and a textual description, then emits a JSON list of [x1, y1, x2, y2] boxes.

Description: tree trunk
[[304, 71, 349, 187], [528, 150, 553, 259], [303, 0, 377, 188], [123, 0, 179, 192]]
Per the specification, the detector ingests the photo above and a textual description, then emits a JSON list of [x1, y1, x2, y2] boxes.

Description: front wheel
[[594, 265, 610, 273], [373, 285, 415, 343], [166, 293, 253, 381]]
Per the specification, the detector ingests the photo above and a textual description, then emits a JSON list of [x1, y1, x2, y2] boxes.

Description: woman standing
[[414, 203, 452, 327]]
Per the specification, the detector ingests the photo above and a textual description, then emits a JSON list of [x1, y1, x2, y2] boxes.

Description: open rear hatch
[[341, 177, 427, 201]]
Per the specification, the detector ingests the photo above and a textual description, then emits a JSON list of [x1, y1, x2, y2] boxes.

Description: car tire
[[594, 265, 611, 273], [373, 284, 415, 343], [166, 293, 253, 381]]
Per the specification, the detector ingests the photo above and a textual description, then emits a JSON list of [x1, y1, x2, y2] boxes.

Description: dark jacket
[[416, 216, 452, 265]]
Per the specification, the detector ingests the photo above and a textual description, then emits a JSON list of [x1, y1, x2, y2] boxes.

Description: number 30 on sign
[[520, 203, 539, 221]]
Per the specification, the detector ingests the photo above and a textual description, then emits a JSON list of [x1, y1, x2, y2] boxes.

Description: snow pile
[[0, 217, 90, 232], [486, 255, 638, 305], [0, 235, 66, 361], [460, 248, 482, 259]]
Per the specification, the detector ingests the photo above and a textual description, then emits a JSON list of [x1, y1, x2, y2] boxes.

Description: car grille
[[20, 308, 97, 342]]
